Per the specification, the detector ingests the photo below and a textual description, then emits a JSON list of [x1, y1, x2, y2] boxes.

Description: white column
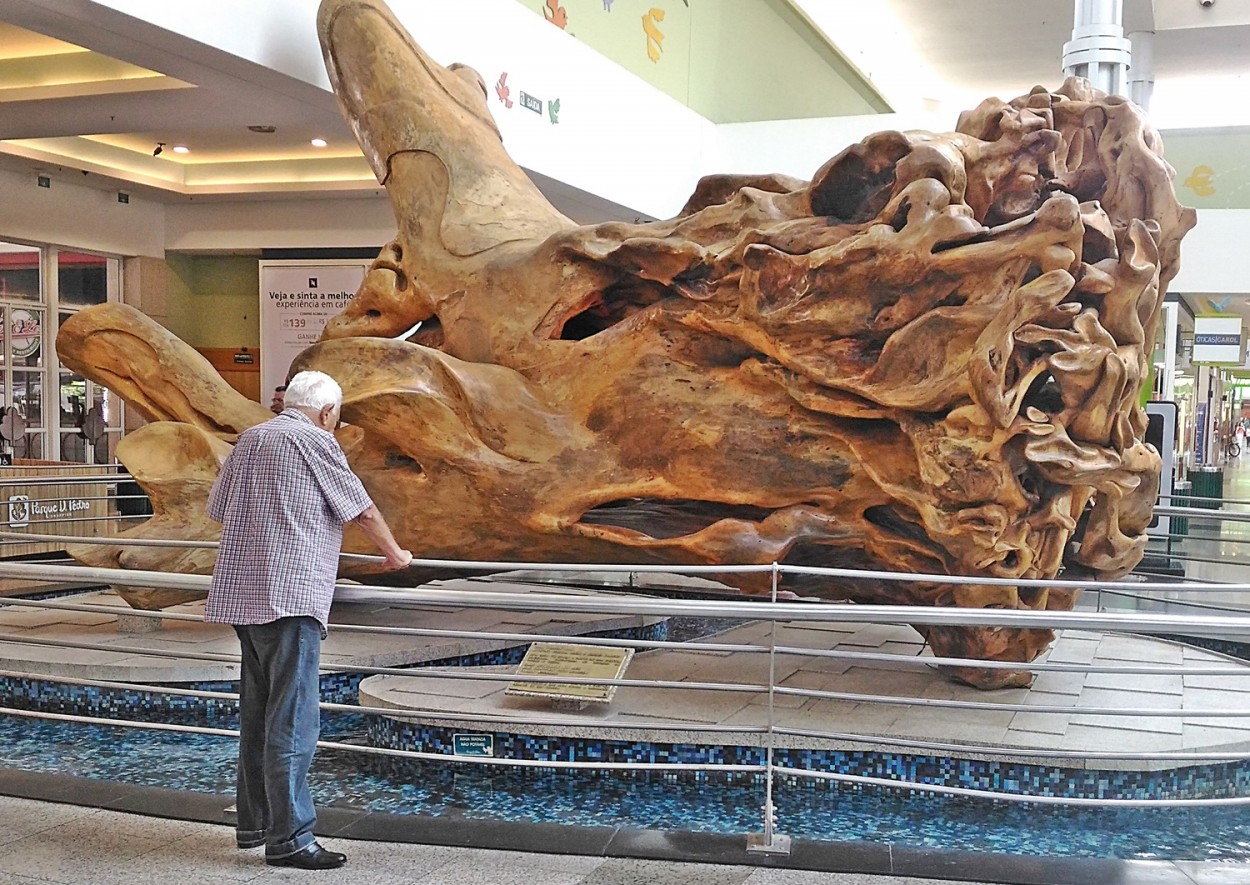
[[1063, 0, 1132, 96], [1127, 29, 1155, 109], [1159, 301, 1177, 401], [43, 246, 59, 462]]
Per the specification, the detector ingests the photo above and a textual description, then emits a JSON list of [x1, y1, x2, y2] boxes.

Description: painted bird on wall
[[643, 8, 665, 62], [1184, 165, 1215, 197], [544, 0, 568, 29]]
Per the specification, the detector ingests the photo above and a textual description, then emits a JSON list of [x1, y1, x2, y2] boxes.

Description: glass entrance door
[[57, 361, 118, 465], [0, 302, 48, 460], [56, 250, 119, 464], [0, 241, 121, 463]]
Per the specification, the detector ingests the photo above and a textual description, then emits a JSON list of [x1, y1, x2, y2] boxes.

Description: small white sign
[[453, 734, 494, 757], [7, 494, 30, 528]]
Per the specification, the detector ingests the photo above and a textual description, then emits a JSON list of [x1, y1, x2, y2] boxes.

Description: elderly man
[[206, 370, 412, 870]]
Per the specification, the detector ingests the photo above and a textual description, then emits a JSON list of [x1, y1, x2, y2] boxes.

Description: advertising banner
[[258, 261, 368, 401]]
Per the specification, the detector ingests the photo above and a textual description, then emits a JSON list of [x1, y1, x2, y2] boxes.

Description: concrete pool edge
[[0, 767, 1234, 885]]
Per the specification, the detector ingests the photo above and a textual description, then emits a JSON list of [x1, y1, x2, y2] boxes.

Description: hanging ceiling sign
[[1193, 315, 1244, 365]]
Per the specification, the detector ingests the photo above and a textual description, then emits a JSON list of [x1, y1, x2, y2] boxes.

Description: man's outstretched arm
[[353, 504, 412, 570]]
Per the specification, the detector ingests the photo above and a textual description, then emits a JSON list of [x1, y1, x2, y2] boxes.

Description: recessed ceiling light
[[311, 138, 328, 148], [172, 145, 190, 154]]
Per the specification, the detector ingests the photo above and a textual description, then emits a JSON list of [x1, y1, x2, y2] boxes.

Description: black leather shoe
[[265, 843, 347, 869]]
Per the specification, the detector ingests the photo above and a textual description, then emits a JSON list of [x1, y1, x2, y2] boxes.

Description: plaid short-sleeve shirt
[[204, 409, 373, 631]]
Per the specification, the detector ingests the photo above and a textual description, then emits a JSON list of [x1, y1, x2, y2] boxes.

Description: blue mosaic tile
[[0, 676, 237, 727], [362, 718, 1250, 801]]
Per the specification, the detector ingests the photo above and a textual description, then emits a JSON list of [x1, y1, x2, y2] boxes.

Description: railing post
[[748, 560, 791, 855]]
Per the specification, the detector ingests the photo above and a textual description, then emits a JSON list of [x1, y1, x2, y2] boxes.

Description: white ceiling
[[0, 0, 1247, 209], [796, 0, 1250, 128]]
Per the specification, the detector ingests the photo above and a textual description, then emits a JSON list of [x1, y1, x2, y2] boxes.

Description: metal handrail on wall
[[0, 471, 134, 486]]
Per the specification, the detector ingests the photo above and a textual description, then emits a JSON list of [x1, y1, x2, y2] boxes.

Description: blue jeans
[[233, 617, 322, 859]]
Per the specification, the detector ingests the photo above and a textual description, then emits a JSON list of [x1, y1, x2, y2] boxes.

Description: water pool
[[4, 712, 1249, 862]]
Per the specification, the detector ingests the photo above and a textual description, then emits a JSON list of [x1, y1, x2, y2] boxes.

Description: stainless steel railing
[[3, 483, 1250, 850]]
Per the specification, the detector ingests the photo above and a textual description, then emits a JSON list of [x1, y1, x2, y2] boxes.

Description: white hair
[[282, 371, 343, 411]]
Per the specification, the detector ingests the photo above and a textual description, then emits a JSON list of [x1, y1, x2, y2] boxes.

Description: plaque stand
[[505, 641, 634, 707]]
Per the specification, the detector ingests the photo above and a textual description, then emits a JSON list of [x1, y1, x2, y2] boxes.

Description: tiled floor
[[0, 583, 667, 683], [8, 793, 1250, 885], [0, 794, 1001, 885]]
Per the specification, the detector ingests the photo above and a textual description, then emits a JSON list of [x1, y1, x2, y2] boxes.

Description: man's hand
[[354, 504, 412, 571], [384, 549, 413, 571]]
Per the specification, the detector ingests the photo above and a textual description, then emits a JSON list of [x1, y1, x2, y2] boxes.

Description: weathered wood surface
[[54, 0, 1195, 687]]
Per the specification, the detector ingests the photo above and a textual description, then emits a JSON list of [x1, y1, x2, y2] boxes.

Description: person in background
[[205, 370, 412, 870], [269, 384, 287, 414]]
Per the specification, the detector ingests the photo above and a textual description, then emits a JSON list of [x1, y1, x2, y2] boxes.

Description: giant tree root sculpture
[[57, 0, 1195, 688]]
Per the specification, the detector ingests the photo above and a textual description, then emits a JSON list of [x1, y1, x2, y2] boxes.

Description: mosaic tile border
[[364, 717, 1250, 801]]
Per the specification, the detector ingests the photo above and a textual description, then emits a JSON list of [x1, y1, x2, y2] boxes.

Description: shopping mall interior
[[1, 1, 1250, 883]]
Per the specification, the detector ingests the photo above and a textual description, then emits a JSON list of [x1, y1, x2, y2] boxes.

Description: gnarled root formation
[[56, 0, 1195, 689]]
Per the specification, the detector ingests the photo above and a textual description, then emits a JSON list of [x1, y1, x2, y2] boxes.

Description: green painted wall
[[524, 0, 694, 105], [688, 0, 885, 122], [1164, 127, 1250, 210], [166, 253, 259, 348], [516, 0, 888, 122]]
